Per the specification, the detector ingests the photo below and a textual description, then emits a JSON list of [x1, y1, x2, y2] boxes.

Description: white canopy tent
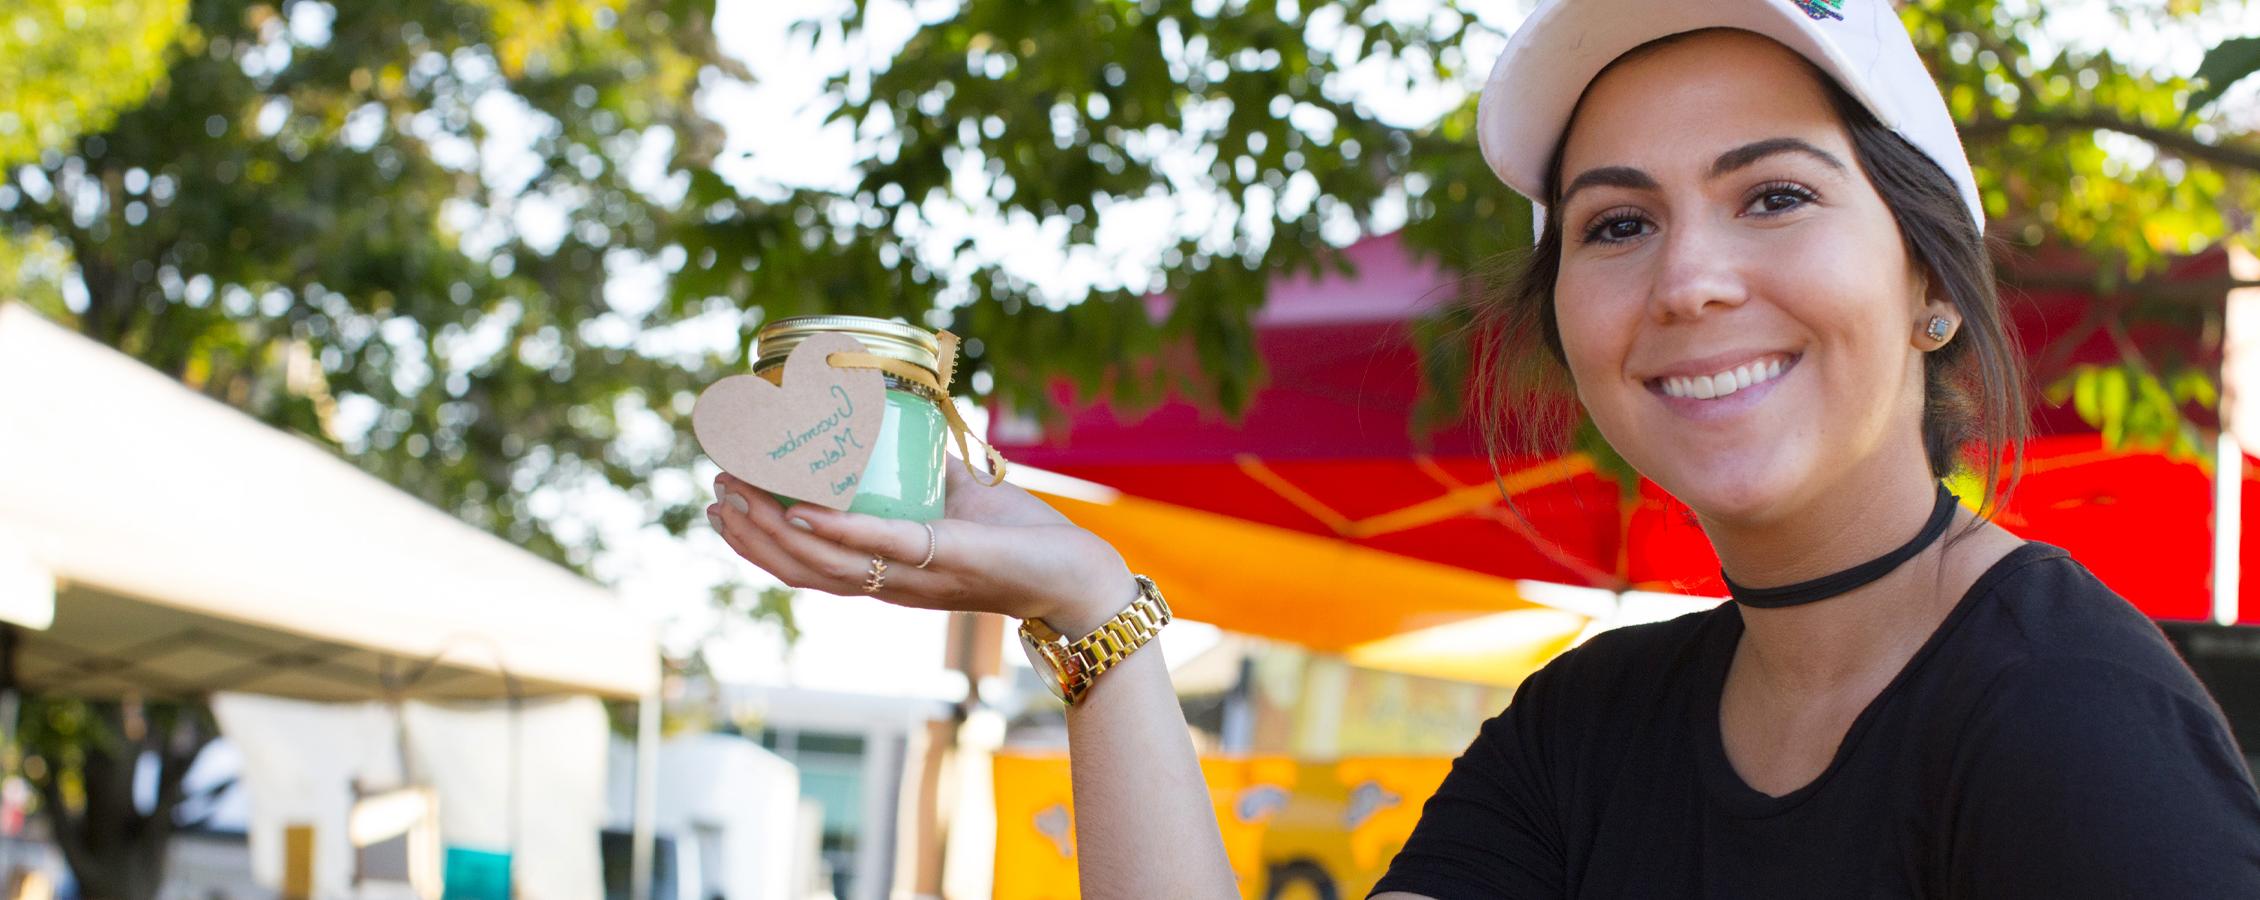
[[0, 302, 665, 894]]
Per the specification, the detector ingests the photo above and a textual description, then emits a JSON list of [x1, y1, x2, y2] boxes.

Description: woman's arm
[[1045, 580, 1239, 899]]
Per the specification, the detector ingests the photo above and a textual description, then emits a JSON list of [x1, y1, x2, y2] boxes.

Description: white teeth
[[1658, 356, 1791, 401], [1716, 369, 1743, 398]]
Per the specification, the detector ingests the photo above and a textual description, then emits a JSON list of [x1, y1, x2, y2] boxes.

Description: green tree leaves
[[0, 0, 189, 170], [738, 0, 1508, 422], [2189, 34, 2260, 114], [1910, 0, 2258, 455], [3, 0, 735, 572]]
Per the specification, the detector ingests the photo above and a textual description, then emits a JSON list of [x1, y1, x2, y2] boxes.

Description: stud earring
[[1924, 315, 1954, 344]]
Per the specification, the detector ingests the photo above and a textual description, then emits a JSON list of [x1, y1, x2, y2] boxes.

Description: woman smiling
[[707, 0, 2260, 896]]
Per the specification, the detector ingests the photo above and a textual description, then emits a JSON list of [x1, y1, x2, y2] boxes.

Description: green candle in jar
[[752, 315, 948, 522]]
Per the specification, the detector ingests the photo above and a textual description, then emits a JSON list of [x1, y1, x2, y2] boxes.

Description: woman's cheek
[[1555, 306, 1641, 446], [1554, 286, 1633, 390]]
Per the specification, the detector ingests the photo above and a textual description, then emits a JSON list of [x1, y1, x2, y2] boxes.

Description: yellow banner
[[991, 751, 1454, 900]]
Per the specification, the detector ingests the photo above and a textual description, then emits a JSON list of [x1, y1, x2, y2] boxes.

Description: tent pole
[[631, 691, 660, 900], [2220, 245, 2260, 626], [2216, 430, 2245, 626]]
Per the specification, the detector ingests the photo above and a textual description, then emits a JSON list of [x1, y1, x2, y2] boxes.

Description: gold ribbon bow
[[825, 330, 1009, 487]]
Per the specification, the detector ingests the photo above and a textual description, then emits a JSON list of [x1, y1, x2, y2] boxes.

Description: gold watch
[[1018, 575, 1171, 706]]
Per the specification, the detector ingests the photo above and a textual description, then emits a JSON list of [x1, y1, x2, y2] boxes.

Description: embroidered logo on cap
[[1792, 0, 1844, 20]]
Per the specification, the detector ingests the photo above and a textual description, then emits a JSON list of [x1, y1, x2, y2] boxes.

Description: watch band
[[1063, 575, 1170, 682], [1021, 575, 1171, 705]]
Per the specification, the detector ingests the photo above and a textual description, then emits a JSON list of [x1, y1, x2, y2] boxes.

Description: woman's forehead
[[1560, 31, 1850, 177]]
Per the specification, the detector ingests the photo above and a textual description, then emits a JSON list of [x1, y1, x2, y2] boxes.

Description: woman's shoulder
[[1514, 602, 1731, 710], [1937, 548, 2260, 895], [1944, 541, 2227, 731], [1959, 541, 2199, 681]]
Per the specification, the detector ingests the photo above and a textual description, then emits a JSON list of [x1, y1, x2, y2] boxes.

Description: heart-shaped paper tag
[[692, 332, 886, 510]]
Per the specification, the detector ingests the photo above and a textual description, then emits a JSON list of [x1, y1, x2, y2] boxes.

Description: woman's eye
[[1747, 183, 1818, 215], [1580, 213, 1651, 245]]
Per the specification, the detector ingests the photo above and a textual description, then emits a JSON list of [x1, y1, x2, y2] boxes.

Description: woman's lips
[[1648, 351, 1798, 400], [1644, 353, 1801, 419]]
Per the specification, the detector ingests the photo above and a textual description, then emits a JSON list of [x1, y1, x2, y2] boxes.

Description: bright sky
[[607, 0, 2260, 696]]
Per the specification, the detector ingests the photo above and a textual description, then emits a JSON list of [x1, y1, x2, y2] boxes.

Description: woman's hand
[[711, 462, 1242, 900], [706, 459, 1134, 634]]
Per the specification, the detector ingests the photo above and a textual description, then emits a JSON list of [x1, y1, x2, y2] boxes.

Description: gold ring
[[861, 555, 889, 593], [916, 522, 938, 569]]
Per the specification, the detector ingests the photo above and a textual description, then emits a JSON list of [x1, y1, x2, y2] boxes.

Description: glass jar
[[751, 315, 948, 522]]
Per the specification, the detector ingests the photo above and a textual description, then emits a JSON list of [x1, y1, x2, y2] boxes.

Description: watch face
[[1020, 631, 1067, 700]]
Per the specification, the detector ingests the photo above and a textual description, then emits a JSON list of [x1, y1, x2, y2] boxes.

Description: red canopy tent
[[992, 234, 2255, 639]]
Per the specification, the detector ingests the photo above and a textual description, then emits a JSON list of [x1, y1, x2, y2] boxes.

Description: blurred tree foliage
[[11, 694, 213, 900], [0, 0, 188, 312], [1, 0, 740, 891], [729, 0, 1516, 421], [0, 0, 188, 169], [3, 0, 738, 571], [1911, 0, 2260, 461]]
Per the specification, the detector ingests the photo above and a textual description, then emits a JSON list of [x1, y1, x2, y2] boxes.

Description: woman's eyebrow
[[1558, 166, 1659, 211], [1711, 137, 1846, 178]]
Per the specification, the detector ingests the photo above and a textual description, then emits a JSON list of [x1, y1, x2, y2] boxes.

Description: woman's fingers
[[783, 504, 994, 608], [715, 478, 875, 589], [712, 475, 957, 601], [786, 503, 944, 569], [707, 500, 833, 590]]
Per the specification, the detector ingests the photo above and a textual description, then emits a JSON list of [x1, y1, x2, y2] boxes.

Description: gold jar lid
[[753, 315, 941, 378]]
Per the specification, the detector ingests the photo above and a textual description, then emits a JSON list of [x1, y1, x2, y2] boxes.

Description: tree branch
[[1999, 271, 2260, 307], [1962, 111, 2260, 173], [32, 757, 91, 887]]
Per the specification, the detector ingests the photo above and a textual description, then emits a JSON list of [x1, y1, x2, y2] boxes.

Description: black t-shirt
[[1369, 542, 2260, 899]]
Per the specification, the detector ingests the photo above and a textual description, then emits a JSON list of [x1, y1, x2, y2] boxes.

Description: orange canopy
[[1036, 490, 1570, 655]]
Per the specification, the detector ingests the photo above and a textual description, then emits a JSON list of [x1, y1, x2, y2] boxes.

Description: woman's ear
[[1909, 266, 1956, 350], [1914, 297, 1958, 350]]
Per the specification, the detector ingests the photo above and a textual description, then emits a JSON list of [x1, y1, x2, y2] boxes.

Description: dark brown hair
[[1469, 29, 2028, 533]]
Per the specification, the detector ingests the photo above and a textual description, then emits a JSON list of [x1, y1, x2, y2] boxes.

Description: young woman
[[707, 0, 2260, 895]]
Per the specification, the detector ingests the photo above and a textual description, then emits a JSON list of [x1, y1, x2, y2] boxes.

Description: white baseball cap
[[1477, 0, 1985, 234]]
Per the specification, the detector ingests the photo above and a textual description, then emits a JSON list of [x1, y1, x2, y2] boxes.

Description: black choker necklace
[[1722, 483, 1960, 609]]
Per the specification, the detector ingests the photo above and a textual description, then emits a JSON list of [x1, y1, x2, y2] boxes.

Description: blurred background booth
[[0, 303, 666, 898]]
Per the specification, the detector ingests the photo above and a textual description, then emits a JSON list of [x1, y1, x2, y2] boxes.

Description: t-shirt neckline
[[1691, 540, 2066, 818]]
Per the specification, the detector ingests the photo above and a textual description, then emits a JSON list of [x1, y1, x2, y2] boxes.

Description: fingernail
[[725, 492, 749, 515], [787, 516, 812, 532], [706, 508, 724, 530]]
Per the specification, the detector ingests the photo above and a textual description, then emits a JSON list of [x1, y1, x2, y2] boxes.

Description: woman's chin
[[1640, 457, 1809, 528]]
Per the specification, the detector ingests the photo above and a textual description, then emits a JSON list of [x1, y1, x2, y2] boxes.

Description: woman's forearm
[[1052, 582, 1239, 899]]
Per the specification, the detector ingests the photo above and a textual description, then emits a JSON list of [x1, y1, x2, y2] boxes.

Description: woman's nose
[[1648, 220, 1751, 322]]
